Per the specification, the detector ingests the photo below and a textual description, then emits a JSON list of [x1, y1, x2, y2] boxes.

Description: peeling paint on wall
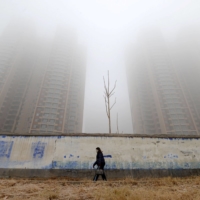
[[0, 135, 200, 170]]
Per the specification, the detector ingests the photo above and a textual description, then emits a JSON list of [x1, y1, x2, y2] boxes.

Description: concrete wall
[[1, 134, 200, 170]]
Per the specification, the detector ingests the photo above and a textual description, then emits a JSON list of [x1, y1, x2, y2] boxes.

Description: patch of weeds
[[61, 182, 66, 186], [49, 193, 58, 200]]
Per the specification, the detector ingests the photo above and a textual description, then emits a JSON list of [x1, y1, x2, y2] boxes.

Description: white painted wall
[[0, 135, 199, 169]]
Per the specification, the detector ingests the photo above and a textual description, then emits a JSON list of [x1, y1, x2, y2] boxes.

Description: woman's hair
[[96, 147, 102, 153]]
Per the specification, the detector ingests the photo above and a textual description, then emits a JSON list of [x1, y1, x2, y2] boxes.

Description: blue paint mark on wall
[[52, 161, 57, 168], [35, 160, 200, 170], [42, 163, 52, 169], [82, 162, 89, 169], [52, 161, 78, 169], [164, 154, 178, 159], [32, 142, 46, 159], [184, 163, 190, 168], [104, 155, 112, 158], [111, 162, 117, 169], [69, 154, 73, 158], [0, 141, 13, 158], [64, 156, 66, 158]]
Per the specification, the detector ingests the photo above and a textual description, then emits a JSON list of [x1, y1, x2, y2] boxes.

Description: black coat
[[93, 151, 105, 166]]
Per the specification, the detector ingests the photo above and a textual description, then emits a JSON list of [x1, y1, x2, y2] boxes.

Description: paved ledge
[[0, 132, 200, 138], [1, 169, 200, 179]]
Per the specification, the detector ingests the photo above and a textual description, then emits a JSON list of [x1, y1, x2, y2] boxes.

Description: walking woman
[[93, 147, 107, 181]]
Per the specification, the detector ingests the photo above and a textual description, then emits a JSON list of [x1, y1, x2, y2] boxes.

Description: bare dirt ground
[[0, 176, 200, 200]]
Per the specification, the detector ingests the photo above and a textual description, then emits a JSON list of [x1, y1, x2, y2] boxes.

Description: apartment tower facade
[[0, 21, 39, 133], [29, 29, 86, 133], [0, 22, 86, 133], [126, 30, 199, 135]]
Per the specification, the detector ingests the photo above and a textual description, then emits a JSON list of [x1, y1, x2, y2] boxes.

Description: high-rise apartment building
[[0, 21, 40, 132], [172, 28, 200, 134], [126, 30, 199, 135], [0, 22, 86, 134], [29, 29, 86, 133]]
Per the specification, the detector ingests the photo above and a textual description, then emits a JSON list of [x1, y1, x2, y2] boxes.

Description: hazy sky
[[0, 0, 200, 133]]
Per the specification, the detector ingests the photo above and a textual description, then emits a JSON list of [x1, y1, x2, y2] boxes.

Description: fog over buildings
[[127, 29, 200, 135], [0, 0, 200, 134], [0, 21, 86, 133]]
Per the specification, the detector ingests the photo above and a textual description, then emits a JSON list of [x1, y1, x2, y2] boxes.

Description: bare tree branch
[[109, 92, 115, 98], [103, 77, 109, 95], [103, 70, 117, 134], [103, 95, 108, 102], [109, 81, 117, 96], [104, 92, 108, 99], [110, 98, 116, 110]]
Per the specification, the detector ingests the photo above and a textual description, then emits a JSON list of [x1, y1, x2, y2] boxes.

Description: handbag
[[96, 169, 104, 175]]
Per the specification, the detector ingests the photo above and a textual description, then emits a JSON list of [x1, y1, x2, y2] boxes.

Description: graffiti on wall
[[32, 141, 46, 159], [0, 136, 200, 170], [0, 141, 13, 158]]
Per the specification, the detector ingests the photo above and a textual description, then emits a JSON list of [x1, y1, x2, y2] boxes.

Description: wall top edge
[[0, 132, 199, 138]]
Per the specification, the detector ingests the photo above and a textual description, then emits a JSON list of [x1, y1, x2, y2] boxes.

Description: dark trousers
[[93, 163, 107, 181]]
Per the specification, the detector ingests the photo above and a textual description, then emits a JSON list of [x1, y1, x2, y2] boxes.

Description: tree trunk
[[103, 70, 116, 134], [108, 95, 111, 134]]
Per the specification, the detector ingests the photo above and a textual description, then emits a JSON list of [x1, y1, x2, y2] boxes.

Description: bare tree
[[103, 71, 117, 134]]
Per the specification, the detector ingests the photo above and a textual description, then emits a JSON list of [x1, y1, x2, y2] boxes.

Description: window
[[52, 108, 57, 113], [174, 125, 181, 131], [47, 125, 54, 130], [42, 119, 48, 123], [48, 89, 62, 94], [52, 103, 58, 107], [44, 113, 49, 117], [178, 114, 184, 118], [41, 124, 46, 129], [171, 120, 179, 125], [167, 103, 182, 109], [161, 85, 176, 90], [44, 108, 51, 112], [175, 108, 184, 114], [49, 113, 56, 118], [181, 125, 190, 131], [70, 103, 77, 108], [179, 119, 187, 124], [45, 102, 52, 107], [57, 126, 62, 131], [49, 119, 55, 124], [168, 109, 176, 114]]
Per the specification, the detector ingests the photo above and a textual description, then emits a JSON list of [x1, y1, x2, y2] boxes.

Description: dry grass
[[0, 176, 200, 200]]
